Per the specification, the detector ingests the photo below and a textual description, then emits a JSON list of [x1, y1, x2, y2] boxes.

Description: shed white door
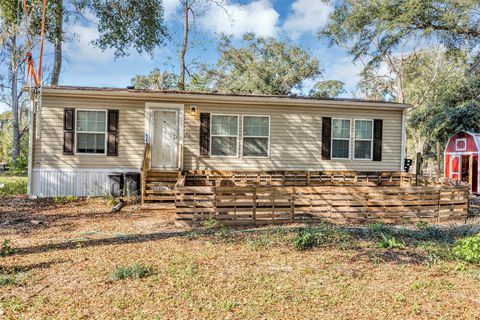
[[152, 110, 178, 169]]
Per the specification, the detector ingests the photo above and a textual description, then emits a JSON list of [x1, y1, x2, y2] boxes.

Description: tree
[[320, 0, 480, 71], [43, 0, 169, 86], [132, 69, 179, 90], [310, 80, 345, 98], [196, 33, 322, 95], [0, 0, 32, 164]]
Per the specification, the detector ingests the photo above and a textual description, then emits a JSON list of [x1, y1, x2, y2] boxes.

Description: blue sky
[[1, 0, 362, 112]]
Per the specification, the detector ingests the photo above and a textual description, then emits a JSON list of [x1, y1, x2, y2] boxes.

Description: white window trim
[[210, 113, 240, 158], [74, 109, 108, 156], [242, 115, 271, 158], [456, 138, 467, 151], [353, 119, 374, 160], [331, 118, 352, 160]]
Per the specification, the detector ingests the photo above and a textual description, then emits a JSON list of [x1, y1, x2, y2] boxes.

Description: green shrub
[[1, 240, 14, 257], [105, 195, 119, 206], [0, 176, 27, 196], [453, 234, 480, 263], [369, 222, 387, 234], [378, 233, 405, 249], [111, 264, 153, 280], [0, 274, 17, 286], [202, 216, 219, 228], [293, 225, 351, 251]]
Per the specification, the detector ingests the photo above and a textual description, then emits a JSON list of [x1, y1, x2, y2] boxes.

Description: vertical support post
[[416, 152, 423, 186], [252, 186, 257, 225], [436, 188, 442, 223], [291, 189, 295, 222]]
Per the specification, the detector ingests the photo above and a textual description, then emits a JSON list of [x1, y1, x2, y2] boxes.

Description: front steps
[[141, 170, 181, 210]]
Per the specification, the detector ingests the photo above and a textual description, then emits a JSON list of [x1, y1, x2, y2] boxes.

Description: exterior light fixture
[[190, 106, 197, 115]]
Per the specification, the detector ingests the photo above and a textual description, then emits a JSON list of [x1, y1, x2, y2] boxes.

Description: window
[[243, 115, 270, 157], [331, 119, 351, 159], [354, 120, 373, 159], [456, 138, 467, 151], [76, 110, 107, 154], [211, 114, 239, 156]]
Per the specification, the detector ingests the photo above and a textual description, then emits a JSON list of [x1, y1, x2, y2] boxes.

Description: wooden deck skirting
[[174, 171, 469, 226]]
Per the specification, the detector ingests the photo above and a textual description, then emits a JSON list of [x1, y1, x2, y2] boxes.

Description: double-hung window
[[331, 119, 351, 159], [354, 119, 373, 160], [76, 110, 107, 154], [242, 115, 270, 157], [211, 114, 239, 156]]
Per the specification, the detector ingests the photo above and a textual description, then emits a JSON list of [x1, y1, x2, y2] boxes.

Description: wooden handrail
[[141, 143, 151, 173], [140, 143, 151, 205]]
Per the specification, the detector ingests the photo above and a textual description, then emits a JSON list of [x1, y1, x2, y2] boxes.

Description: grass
[[110, 264, 153, 280], [0, 175, 27, 196], [2, 197, 480, 319]]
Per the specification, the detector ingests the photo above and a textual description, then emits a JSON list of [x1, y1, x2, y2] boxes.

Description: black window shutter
[[373, 119, 383, 161], [63, 108, 75, 155], [200, 112, 210, 156], [322, 117, 331, 160], [107, 110, 119, 156]]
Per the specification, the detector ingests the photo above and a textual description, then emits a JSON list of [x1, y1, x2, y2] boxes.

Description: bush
[[1, 240, 14, 257], [453, 234, 480, 263], [369, 222, 387, 234], [293, 225, 351, 251], [0, 176, 27, 196], [378, 233, 405, 249], [110, 263, 153, 280]]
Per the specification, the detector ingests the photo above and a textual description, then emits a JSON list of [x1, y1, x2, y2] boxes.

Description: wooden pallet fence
[[184, 170, 407, 187], [175, 185, 469, 226]]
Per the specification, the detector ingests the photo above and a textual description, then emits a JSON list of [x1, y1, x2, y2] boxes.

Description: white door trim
[[145, 102, 184, 170]]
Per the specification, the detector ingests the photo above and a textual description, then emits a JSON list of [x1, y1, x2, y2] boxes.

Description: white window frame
[[353, 119, 374, 160], [331, 118, 352, 160], [242, 115, 271, 158], [456, 138, 467, 151], [74, 109, 108, 156], [210, 113, 240, 157]]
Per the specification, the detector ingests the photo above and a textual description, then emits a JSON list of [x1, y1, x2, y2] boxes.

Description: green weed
[[378, 233, 405, 249], [453, 234, 480, 263], [293, 225, 351, 251], [369, 222, 387, 234], [1, 239, 14, 257], [0, 176, 27, 196], [110, 264, 153, 280]]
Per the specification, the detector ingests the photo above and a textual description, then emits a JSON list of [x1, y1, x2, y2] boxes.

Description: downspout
[[400, 108, 407, 171]]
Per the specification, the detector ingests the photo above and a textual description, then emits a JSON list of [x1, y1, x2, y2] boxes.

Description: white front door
[[151, 110, 178, 169]]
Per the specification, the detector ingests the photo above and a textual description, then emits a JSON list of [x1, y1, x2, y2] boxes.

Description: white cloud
[[283, 0, 333, 39], [163, 0, 180, 19], [323, 57, 362, 96], [65, 24, 115, 63], [200, 0, 280, 38]]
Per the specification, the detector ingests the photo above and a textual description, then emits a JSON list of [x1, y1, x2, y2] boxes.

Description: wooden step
[[144, 189, 176, 194], [143, 196, 176, 201], [145, 182, 176, 187], [141, 203, 176, 210]]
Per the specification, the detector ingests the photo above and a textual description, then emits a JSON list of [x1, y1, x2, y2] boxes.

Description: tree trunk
[[50, 0, 64, 86], [10, 34, 20, 164], [178, 0, 189, 91]]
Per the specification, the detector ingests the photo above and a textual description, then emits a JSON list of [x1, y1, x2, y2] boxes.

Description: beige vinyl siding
[[33, 94, 404, 172], [183, 104, 403, 171], [33, 96, 146, 169]]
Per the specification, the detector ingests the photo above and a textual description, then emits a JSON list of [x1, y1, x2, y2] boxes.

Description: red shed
[[444, 131, 479, 193]]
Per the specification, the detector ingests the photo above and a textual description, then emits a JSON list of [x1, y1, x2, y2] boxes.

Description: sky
[[0, 0, 363, 112]]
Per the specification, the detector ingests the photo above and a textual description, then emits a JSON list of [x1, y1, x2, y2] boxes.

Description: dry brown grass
[[1, 197, 480, 319]]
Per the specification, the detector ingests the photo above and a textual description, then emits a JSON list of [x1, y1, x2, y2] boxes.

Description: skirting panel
[[31, 169, 138, 197]]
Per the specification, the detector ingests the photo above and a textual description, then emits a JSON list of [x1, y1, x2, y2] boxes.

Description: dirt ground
[[1, 197, 480, 319]]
